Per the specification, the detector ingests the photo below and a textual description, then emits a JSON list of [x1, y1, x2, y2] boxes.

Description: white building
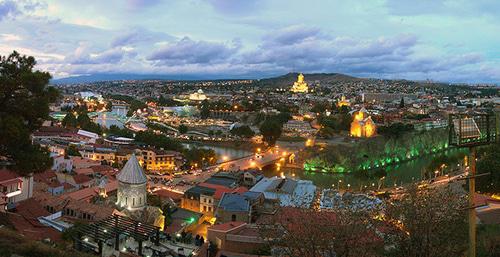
[[0, 169, 34, 210], [116, 154, 148, 211], [249, 176, 316, 208]]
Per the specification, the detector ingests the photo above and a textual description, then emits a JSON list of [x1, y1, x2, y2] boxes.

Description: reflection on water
[[182, 143, 252, 162], [263, 148, 468, 189]]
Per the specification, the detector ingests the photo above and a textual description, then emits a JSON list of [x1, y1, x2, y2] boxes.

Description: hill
[[256, 72, 363, 87]]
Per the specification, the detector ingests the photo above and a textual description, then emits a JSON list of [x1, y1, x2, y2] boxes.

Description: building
[[207, 222, 265, 254], [249, 176, 316, 208], [141, 148, 183, 173], [350, 108, 377, 138], [290, 73, 309, 93], [189, 89, 208, 101], [116, 154, 147, 211], [282, 120, 316, 136], [337, 95, 351, 108], [181, 185, 216, 214], [0, 169, 34, 210], [216, 193, 252, 223]]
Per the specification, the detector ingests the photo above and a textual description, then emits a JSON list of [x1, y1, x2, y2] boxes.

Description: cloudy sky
[[0, 0, 499, 83]]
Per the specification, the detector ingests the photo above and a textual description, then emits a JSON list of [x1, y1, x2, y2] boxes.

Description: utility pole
[[468, 147, 476, 257]]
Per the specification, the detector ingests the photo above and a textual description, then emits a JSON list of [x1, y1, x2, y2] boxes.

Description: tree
[[476, 141, 500, 193], [62, 112, 78, 128], [66, 145, 81, 157], [199, 99, 210, 119], [76, 112, 91, 128], [230, 125, 255, 138], [0, 51, 58, 175], [259, 119, 282, 146], [399, 97, 405, 108], [383, 184, 468, 257], [258, 207, 383, 257], [178, 124, 188, 134]]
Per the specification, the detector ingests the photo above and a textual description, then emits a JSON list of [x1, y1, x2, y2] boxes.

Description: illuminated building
[[189, 89, 208, 101], [337, 95, 351, 108], [350, 108, 376, 138], [116, 154, 147, 211], [290, 73, 309, 93]]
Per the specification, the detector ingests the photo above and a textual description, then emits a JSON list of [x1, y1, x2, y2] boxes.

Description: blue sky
[[0, 0, 499, 83]]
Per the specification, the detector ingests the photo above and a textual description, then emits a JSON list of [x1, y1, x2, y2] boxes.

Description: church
[[290, 73, 309, 93], [350, 108, 376, 138], [116, 154, 148, 211]]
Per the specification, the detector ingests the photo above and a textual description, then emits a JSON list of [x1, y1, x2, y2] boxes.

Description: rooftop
[[116, 154, 147, 184]]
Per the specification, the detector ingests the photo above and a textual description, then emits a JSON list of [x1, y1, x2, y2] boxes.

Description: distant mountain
[[50, 73, 253, 84], [257, 72, 363, 87]]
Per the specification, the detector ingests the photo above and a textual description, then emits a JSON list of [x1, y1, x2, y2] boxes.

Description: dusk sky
[[0, 0, 499, 83]]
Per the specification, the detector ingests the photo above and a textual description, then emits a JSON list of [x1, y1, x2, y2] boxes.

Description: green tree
[[476, 141, 500, 193], [259, 119, 282, 146], [62, 112, 78, 128], [399, 97, 405, 108], [178, 124, 188, 134], [0, 51, 58, 175], [76, 112, 91, 128], [66, 145, 81, 157], [230, 125, 255, 138], [199, 99, 210, 119]]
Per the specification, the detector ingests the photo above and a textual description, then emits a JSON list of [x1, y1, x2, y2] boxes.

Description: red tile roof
[[209, 221, 246, 232], [0, 169, 20, 182], [73, 174, 93, 184]]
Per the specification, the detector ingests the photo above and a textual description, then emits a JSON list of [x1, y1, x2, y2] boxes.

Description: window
[[133, 198, 135, 206], [125, 197, 128, 205], [231, 214, 236, 222], [203, 206, 207, 212]]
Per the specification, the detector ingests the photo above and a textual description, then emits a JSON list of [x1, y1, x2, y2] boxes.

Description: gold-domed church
[[290, 73, 309, 93], [350, 107, 376, 138]]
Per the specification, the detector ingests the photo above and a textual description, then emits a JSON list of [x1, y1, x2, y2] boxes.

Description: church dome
[[117, 154, 147, 184]]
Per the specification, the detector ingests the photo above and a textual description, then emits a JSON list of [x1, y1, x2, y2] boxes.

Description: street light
[[337, 180, 342, 190]]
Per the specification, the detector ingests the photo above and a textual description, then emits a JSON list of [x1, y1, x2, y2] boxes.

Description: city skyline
[[1, 0, 500, 83]]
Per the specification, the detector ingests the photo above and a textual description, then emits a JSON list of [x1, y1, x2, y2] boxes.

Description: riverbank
[[181, 139, 262, 151]]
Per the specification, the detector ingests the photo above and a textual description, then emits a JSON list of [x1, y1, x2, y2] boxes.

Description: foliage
[[183, 147, 217, 167], [258, 207, 383, 257], [305, 129, 449, 173], [0, 227, 93, 257], [259, 118, 282, 146], [134, 131, 184, 152], [62, 112, 78, 127], [199, 99, 210, 119], [476, 141, 500, 193], [477, 224, 500, 257], [0, 51, 58, 175], [106, 124, 133, 138], [66, 145, 81, 157], [383, 185, 468, 257], [377, 123, 414, 138], [310, 101, 330, 114], [158, 95, 178, 106], [178, 124, 189, 134], [105, 94, 147, 116], [404, 113, 430, 120], [61, 221, 86, 242], [230, 125, 255, 138], [399, 97, 405, 108]]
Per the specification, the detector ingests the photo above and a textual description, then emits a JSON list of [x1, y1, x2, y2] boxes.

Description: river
[[263, 148, 468, 189], [182, 142, 252, 163]]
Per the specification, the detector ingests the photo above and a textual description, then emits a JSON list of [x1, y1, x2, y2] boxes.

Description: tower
[[116, 154, 147, 211]]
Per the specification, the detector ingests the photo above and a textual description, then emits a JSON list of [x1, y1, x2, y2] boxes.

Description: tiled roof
[[0, 169, 20, 182], [209, 221, 245, 232], [116, 154, 147, 184]]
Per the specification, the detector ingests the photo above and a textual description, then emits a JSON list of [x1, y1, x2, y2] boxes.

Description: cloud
[[110, 28, 174, 47], [0, 0, 19, 20], [147, 36, 240, 64], [65, 44, 131, 64], [207, 0, 263, 15]]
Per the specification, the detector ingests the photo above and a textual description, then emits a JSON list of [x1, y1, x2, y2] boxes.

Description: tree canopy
[[0, 51, 59, 175], [259, 119, 282, 146]]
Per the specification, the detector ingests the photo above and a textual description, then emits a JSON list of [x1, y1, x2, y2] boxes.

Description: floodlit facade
[[116, 154, 147, 211], [290, 73, 309, 93], [189, 89, 208, 101], [350, 108, 376, 138]]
